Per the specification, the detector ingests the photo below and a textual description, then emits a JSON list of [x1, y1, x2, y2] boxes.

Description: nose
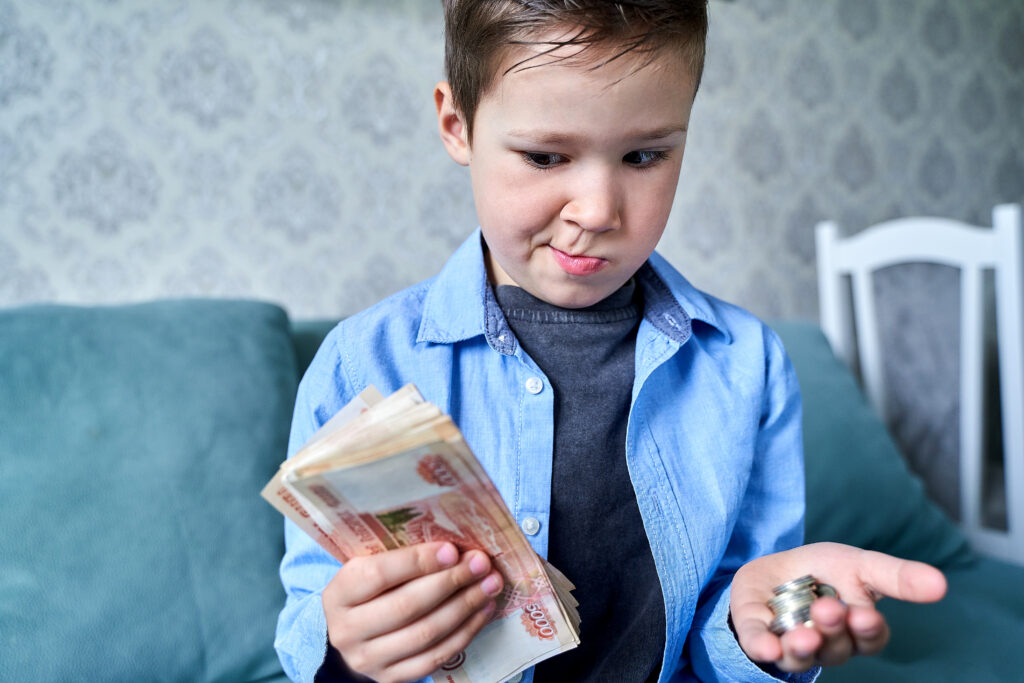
[[559, 166, 623, 232]]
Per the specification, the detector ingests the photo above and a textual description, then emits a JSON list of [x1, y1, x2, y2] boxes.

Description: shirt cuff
[[275, 592, 331, 683], [691, 581, 820, 683]]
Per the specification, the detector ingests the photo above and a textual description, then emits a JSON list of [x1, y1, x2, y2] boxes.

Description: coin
[[815, 583, 838, 600], [770, 609, 813, 635], [767, 575, 839, 635], [772, 575, 816, 596]]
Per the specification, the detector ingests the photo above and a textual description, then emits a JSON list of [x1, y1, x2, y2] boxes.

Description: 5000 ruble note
[[262, 385, 579, 683]]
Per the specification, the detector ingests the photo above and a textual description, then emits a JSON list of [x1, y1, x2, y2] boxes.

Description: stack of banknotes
[[262, 384, 580, 683]]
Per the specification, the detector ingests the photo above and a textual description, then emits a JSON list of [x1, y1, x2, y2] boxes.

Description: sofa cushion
[[820, 555, 1024, 681], [770, 320, 972, 567], [290, 319, 339, 380], [0, 300, 295, 682]]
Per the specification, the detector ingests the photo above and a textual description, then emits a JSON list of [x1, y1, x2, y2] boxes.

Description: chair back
[[815, 204, 1024, 565]]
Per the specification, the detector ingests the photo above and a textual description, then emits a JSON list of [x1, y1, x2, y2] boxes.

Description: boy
[[276, 2, 947, 682]]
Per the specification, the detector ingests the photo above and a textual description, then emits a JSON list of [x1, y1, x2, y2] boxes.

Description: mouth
[[549, 246, 608, 276]]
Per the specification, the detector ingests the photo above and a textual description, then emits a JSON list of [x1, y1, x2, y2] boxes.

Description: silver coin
[[768, 592, 816, 613], [815, 583, 838, 599], [770, 607, 814, 635], [766, 575, 841, 635], [772, 575, 816, 596]]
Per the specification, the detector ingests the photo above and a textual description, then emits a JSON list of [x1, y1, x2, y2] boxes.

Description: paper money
[[262, 384, 580, 683], [261, 385, 385, 561]]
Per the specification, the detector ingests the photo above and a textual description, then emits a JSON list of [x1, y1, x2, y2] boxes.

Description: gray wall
[[2, 0, 1022, 517]]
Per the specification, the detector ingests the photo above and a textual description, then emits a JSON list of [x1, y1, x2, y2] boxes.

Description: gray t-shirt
[[495, 282, 665, 682]]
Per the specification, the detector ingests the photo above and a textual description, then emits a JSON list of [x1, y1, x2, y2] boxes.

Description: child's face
[[437, 32, 696, 308]]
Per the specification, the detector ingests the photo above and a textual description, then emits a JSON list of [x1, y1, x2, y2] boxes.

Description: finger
[[349, 550, 496, 638], [809, 597, 854, 667], [731, 599, 782, 663], [734, 618, 783, 663], [363, 569, 503, 667], [333, 542, 462, 605], [847, 604, 890, 656], [777, 625, 822, 673], [379, 597, 498, 683], [852, 551, 948, 605]]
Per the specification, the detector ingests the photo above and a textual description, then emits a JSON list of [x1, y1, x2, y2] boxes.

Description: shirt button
[[507, 674, 523, 683], [521, 517, 540, 535], [525, 377, 543, 394]]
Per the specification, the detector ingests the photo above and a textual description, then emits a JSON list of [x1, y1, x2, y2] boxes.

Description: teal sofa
[[1, 299, 1021, 681]]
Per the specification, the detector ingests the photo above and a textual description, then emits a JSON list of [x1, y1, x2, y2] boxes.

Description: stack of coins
[[768, 575, 838, 635]]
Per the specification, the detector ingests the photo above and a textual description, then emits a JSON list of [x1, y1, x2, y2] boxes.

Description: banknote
[[262, 384, 580, 683], [260, 385, 385, 562]]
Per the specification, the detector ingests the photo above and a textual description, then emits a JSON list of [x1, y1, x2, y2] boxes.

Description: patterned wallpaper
[[1, 0, 1023, 518]]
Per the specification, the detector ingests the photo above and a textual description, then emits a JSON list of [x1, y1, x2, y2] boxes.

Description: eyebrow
[[505, 125, 687, 146]]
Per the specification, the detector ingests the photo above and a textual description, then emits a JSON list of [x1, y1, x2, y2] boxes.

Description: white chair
[[815, 204, 1024, 566]]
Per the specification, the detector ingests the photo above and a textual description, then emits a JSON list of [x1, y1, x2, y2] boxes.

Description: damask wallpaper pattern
[[1, 0, 1023, 518]]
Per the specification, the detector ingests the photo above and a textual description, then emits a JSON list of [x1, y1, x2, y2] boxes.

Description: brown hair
[[443, 0, 709, 140]]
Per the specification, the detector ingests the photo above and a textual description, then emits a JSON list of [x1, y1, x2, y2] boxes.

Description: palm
[[730, 542, 947, 672]]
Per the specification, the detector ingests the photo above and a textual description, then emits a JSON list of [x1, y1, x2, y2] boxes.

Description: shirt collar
[[418, 229, 513, 350], [417, 228, 730, 351], [639, 251, 732, 345]]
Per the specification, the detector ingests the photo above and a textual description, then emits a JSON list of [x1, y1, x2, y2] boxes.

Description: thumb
[[853, 550, 947, 605]]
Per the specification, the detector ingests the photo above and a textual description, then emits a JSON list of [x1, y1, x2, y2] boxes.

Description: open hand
[[730, 541, 947, 673], [322, 541, 504, 683]]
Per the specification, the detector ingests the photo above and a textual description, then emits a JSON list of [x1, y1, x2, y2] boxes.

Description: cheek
[[629, 176, 677, 224], [476, 166, 558, 231], [473, 159, 516, 215]]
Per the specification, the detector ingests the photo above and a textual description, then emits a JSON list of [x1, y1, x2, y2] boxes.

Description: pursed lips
[[548, 245, 608, 276]]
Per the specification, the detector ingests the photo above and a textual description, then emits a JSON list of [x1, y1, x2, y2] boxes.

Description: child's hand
[[321, 541, 504, 683], [730, 541, 947, 673]]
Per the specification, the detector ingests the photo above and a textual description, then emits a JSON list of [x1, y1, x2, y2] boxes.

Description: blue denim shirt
[[275, 230, 818, 683]]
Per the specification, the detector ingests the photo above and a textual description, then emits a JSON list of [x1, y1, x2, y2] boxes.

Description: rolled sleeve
[[274, 540, 332, 683], [274, 332, 350, 682], [688, 581, 819, 683], [686, 329, 819, 682]]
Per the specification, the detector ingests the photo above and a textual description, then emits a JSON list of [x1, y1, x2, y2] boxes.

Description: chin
[[541, 286, 612, 310]]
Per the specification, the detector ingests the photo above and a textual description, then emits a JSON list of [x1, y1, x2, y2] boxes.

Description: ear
[[435, 82, 471, 166]]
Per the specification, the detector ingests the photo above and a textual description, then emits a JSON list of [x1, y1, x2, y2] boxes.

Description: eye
[[623, 150, 671, 168], [521, 152, 565, 169]]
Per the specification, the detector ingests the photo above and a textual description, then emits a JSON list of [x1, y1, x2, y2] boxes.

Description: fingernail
[[482, 600, 496, 616], [436, 543, 458, 566], [469, 554, 489, 576], [482, 574, 502, 595]]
